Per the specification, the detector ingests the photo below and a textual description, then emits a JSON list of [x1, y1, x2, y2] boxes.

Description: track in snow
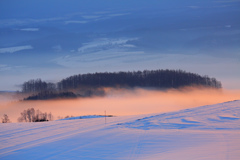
[[0, 100, 240, 160]]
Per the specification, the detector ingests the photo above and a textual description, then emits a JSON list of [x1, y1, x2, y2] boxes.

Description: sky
[[0, 0, 240, 91]]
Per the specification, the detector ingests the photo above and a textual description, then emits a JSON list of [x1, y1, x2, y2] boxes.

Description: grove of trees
[[21, 69, 222, 99], [24, 91, 77, 100], [22, 79, 56, 94], [57, 69, 222, 90], [18, 108, 53, 122]]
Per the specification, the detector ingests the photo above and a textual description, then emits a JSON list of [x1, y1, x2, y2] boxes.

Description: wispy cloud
[[19, 28, 39, 31], [0, 11, 130, 27], [187, 4, 233, 9], [77, 38, 138, 53], [65, 20, 88, 25], [53, 49, 144, 68], [0, 64, 25, 71], [0, 45, 33, 54], [82, 15, 101, 19], [0, 64, 12, 71], [0, 17, 65, 27], [108, 13, 130, 17], [187, 6, 201, 9], [215, 0, 240, 3], [52, 45, 62, 52]]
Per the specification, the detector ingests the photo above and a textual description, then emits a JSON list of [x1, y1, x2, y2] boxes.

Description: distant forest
[[21, 69, 222, 100]]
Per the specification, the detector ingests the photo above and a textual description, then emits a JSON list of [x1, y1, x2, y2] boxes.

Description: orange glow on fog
[[0, 87, 240, 122]]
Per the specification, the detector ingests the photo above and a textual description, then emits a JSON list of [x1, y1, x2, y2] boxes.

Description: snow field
[[0, 100, 240, 159]]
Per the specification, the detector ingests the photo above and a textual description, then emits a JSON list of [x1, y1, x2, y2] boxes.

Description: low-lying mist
[[1, 87, 240, 122]]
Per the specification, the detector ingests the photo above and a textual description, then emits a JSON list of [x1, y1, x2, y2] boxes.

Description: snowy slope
[[58, 115, 107, 120], [121, 100, 240, 130], [1, 100, 240, 160]]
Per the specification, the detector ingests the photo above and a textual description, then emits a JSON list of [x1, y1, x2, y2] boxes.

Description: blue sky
[[0, 0, 240, 90]]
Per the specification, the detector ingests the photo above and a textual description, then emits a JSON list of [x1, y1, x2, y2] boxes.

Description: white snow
[[121, 100, 240, 130], [0, 100, 240, 159], [58, 115, 108, 120]]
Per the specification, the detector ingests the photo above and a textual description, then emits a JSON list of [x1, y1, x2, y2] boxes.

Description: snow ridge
[[121, 100, 240, 130]]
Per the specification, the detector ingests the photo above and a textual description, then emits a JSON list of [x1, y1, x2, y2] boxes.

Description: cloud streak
[[0, 11, 130, 27], [0, 45, 33, 54], [19, 28, 39, 31], [65, 20, 88, 24], [77, 38, 138, 53]]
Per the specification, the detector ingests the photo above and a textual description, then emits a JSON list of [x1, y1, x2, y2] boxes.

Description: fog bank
[[1, 87, 240, 122]]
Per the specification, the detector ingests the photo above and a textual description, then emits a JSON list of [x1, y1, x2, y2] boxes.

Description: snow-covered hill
[[121, 100, 240, 130], [1, 100, 240, 159]]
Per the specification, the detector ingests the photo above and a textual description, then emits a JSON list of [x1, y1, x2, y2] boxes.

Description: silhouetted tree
[[2, 114, 11, 123], [22, 79, 56, 93], [18, 108, 53, 122]]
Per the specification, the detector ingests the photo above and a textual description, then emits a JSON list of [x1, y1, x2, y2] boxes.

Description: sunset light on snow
[[0, 0, 240, 159]]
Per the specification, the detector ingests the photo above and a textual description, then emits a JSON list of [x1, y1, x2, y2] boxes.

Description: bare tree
[[18, 108, 53, 122], [27, 108, 35, 122], [2, 114, 11, 123], [48, 112, 53, 121], [18, 110, 27, 122]]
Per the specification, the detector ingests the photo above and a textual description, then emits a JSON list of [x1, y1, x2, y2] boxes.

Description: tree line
[[57, 69, 222, 90], [21, 69, 222, 99], [24, 91, 77, 100], [22, 79, 56, 94], [2, 108, 53, 123]]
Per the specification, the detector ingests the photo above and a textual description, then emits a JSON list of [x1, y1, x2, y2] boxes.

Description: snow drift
[[0, 100, 240, 159]]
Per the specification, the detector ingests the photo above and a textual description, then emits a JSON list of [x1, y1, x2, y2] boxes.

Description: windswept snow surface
[[58, 115, 110, 120], [1, 100, 240, 160]]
